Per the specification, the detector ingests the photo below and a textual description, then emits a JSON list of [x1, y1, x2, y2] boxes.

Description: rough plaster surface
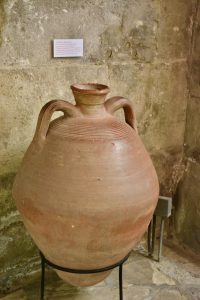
[[0, 0, 195, 290], [190, 1, 200, 97], [175, 161, 200, 252], [185, 96, 200, 157], [175, 1, 200, 252]]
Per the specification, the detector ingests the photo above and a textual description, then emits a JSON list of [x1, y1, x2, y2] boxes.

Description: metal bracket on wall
[[147, 196, 172, 261]]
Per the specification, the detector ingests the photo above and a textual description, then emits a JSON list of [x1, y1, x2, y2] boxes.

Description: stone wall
[[175, 1, 200, 253], [0, 0, 195, 292]]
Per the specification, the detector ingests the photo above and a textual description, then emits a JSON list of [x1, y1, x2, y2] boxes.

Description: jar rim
[[71, 83, 110, 95]]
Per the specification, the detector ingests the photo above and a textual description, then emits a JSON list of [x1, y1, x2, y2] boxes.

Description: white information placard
[[53, 39, 83, 58]]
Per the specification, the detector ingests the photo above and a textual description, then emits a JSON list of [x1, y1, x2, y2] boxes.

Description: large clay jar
[[13, 83, 159, 287]]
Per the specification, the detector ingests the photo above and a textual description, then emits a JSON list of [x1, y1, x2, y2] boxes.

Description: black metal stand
[[148, 215, 165, 262], [40, 251, 130, 300], [148, 215, 156, 257], [147, 196, 172, 262]]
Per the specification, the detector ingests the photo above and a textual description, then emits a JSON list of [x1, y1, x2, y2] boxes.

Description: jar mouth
[[71, 83, 110, 95]]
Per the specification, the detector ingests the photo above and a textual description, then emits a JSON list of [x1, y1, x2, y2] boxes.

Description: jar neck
[[77, 103, 107, 116], [71, 84, 110, 116]]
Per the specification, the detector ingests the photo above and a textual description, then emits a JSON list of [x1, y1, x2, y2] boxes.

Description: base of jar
[[56, 269, 111, 287]]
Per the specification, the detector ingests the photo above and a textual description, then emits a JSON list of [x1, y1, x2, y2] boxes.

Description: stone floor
[[1, 242, 200, 300]]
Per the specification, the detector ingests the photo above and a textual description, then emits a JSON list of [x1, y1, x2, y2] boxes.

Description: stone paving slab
[[153, 288, 188, 300], [1, 289, 27, 299]]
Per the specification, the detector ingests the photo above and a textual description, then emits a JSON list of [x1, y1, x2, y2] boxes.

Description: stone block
[[190, 5, 200, 97], [175, 161, 200, 252], [185, 96, 200, 157], [99, 0, 158, 63], [190, 60, 200, 97], [153, 288, 187, 300], [157, 0, 195, 60], [0, 0, 159, 66], [109, 62, 187, 153]]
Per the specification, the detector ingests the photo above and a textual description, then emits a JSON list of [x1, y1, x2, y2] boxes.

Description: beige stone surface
[[175, 161, 200, 252], [151, 263, 175, 286], [1, 290, 27, 299], [185, 96, 200, 157], [157, 0, 195, 60], [153, 288, 188, 300], [109, 62, 188, 149], [190, 2, 200, 97], [175, 1, 200, 253], [0, 0, 159, 66]]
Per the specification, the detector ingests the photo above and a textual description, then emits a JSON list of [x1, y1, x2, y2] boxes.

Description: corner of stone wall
[[174, 0, 200, 253]]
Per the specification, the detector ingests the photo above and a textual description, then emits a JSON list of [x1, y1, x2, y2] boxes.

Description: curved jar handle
[[34, 100, 81, 146], [104, 96, 137, 132]]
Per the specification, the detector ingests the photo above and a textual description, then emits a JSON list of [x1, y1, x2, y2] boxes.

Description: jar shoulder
[[48, 114, 135, 141]]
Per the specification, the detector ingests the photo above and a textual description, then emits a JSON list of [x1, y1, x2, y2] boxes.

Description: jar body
[[13, 85, 159, 286]]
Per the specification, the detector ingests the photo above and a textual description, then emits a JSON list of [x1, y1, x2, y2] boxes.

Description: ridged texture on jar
[[13, 85, 159, 286]]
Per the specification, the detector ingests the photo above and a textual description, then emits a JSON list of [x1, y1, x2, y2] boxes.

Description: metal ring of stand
[[40, 251, 130, 300]]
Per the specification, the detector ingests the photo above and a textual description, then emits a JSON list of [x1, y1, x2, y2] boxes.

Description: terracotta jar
[[12, 83, 159, 287]]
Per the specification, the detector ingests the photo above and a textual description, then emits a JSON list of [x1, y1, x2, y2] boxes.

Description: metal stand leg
[[40, 254, 45, 300], [158, 217, 165, 262], [119, 264, 123, 300], [148, 215, 156, 257], [147, 219, 153, 256], [151, 215, 156, 255]]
